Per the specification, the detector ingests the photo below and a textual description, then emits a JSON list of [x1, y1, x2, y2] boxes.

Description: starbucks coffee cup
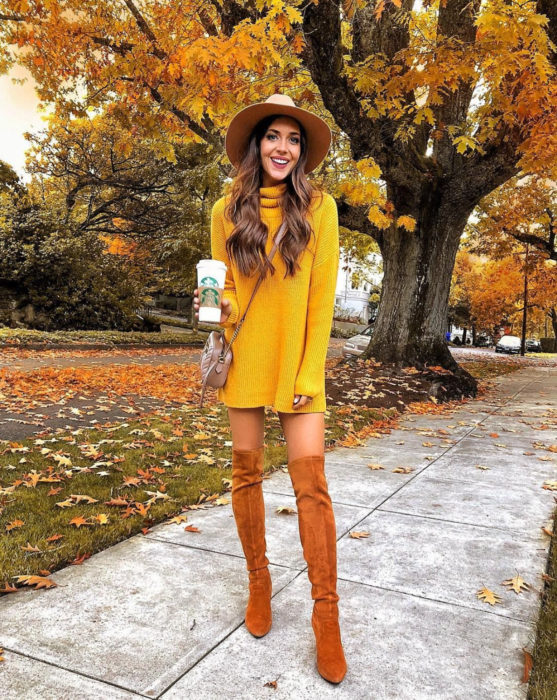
[[196, 259, 227, 323]]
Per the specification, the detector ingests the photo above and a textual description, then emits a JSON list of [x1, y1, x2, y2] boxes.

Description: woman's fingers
[[293, 394, 311, 409]]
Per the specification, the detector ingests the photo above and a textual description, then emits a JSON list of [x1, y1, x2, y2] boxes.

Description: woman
[[194, 93, 346, 684]]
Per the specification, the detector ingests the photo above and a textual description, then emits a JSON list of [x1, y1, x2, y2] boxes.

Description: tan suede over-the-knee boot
[[231, 446, 272, 637], [288, 453, 347, 684]]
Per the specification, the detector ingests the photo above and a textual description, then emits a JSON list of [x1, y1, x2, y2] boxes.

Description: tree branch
[[122, 0, 167, 60]]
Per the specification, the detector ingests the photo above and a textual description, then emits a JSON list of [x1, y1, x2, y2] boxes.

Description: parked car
[[525, 338, 542, 353], [342, 325, 374, 357], [495, 335, 521, 354]]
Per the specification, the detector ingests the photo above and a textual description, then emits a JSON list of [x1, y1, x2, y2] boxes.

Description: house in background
[[334, 249, 383, 324]]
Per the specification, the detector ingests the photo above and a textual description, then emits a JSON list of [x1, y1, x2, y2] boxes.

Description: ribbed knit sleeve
[[294, 194, 340, 399], [210, 198, 240, 329]]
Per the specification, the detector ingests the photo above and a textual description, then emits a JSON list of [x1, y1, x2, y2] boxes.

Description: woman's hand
[[193, 287, 233, 325], [293, 394, 312, 410]]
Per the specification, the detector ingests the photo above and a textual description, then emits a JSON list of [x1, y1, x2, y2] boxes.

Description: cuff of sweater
[[293, 378, 317, 399]]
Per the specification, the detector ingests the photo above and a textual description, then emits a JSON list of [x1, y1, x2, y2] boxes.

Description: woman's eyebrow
[[267, 127, 300, 136]]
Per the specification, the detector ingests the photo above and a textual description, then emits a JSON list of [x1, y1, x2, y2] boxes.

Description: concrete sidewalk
[[1, 367, 555, 699]]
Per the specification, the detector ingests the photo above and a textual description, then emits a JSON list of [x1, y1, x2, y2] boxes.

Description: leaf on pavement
[[167, 514, 188, 525], [501, 575, 531, 594], [275, 506, 296, 515], [13, 575, 57, 589], [476, 586, 502, 605], [349, 531, 370, 539], [522, 648, 533, 683]]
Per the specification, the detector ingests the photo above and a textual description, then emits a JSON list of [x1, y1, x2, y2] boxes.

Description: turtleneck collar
[[259, 181, 287, 208]]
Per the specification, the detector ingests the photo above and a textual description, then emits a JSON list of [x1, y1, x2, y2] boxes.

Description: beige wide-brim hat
[[225, 93, 332, 174]]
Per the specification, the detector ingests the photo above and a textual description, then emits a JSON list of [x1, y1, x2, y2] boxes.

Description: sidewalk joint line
[[0, 645, 150, 698], [374, 507, 548, 540], [334, 577, 531, 625], [142, 535, 305, 571]]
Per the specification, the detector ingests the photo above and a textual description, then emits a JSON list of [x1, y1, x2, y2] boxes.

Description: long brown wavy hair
[[223, 114, 324, 279]]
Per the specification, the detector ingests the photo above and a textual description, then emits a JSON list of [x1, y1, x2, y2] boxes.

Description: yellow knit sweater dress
[[210, 181, 339, 413]]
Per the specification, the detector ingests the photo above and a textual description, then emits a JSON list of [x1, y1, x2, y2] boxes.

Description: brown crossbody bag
[[199, 220, 288, 408]]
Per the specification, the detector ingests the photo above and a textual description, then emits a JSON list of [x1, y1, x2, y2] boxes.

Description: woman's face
[[259, 116, 301, 187]]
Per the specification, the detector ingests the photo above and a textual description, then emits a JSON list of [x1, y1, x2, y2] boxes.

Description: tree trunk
[[551, 308, 557, 338], [361, 193, 478, 398]]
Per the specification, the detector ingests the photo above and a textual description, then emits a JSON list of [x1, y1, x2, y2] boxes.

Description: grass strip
[[527, 504, 557, 699], [0, 328, 212, 348]]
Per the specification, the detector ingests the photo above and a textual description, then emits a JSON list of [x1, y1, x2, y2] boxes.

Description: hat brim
[[225, 101, 332, 175]]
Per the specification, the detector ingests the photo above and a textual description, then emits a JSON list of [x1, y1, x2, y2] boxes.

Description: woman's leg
[[227, 406, 272, 637], [277, 411, 347, 684], [227, 406, 265, 451]]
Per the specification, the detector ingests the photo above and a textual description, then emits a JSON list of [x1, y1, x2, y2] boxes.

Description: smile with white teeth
[[271, 157, 289, 165]]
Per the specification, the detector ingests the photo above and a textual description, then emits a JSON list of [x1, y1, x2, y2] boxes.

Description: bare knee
[[227, 406, 265, 450]]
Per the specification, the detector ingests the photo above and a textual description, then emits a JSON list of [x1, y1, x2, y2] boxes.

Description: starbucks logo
[[201, 275, 219, 288]]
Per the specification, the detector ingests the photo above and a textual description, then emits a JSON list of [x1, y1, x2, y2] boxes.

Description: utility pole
[[520, 242, 529, 356]]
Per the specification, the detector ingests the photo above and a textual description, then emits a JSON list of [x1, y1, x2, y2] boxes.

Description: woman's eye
[[267, 134, 299, 144]]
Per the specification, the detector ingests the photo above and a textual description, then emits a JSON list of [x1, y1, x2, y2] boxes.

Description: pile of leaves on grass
[[324, 355, 521, 411]]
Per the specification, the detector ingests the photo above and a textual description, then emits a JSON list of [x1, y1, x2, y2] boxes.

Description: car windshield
[[500, 337, 521, 346], [361, 327, 373, 336]]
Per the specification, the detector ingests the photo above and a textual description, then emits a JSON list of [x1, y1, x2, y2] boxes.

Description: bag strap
[[220, 219, 288, 357]]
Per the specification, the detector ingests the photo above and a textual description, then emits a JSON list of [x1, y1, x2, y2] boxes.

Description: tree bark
[[357, 181, 479, 396]]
